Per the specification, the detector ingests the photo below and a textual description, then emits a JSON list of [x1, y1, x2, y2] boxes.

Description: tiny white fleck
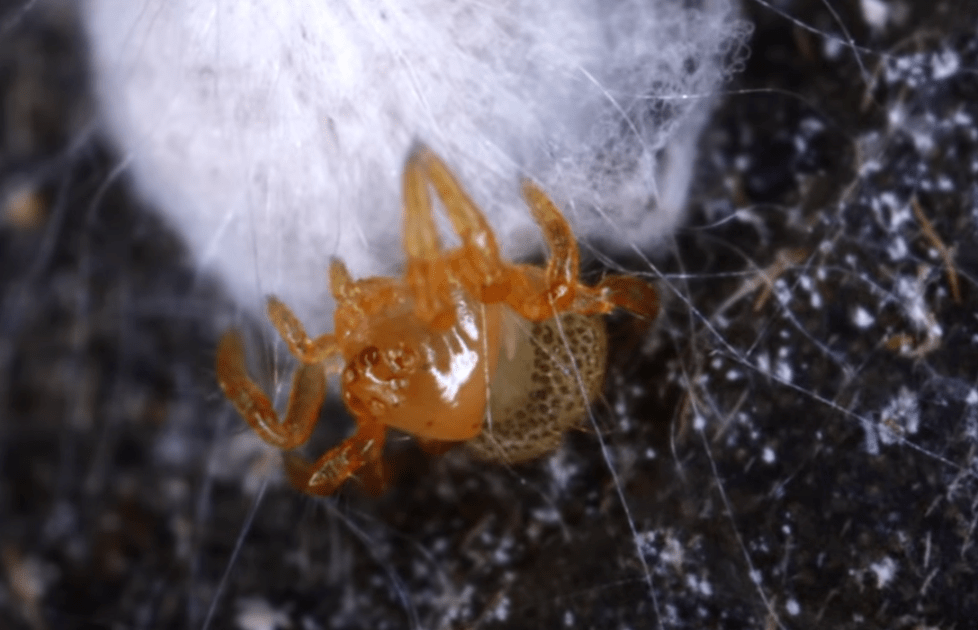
[[822, 35, 843, 59], [862, 415, 880, 455], [886, 235, 908, 259], [686, 574, 713, 596], [860, 0, 889, 29], [786, 598, 800, 616], [775, 360, 793, 384], [756, 353, 770, 375], [636, 530, 658, 557], [762, 447, 775, 463], [236, 597, 290, 630], [660, 536, 684, 566], [852, 307, 874, 329], [878, 387, 920, 445], [932, 50, 959, 80], [869, 557, 897, 589], [492, 596, 510, 621]]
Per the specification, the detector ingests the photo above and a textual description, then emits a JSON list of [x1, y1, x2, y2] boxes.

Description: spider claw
[[600, 275, 659, 319], [283, 451, 335, 496]]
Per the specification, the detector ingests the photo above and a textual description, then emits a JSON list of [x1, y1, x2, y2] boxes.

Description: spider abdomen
[[467, 311, 608, 463]]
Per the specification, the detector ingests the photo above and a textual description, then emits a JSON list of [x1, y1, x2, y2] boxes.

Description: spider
[[215, 144, 659, 496]]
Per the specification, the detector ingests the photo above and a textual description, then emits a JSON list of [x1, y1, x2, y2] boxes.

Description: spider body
[[216, 145, 658, 496]]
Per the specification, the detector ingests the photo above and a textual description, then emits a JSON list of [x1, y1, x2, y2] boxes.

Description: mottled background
[[2, 1, 977, 629]]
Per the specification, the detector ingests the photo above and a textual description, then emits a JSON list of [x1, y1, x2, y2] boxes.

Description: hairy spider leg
[[267, 296, 340, 364], [507, 179, 582, 319], [409, 144, 658, 322], [283, 418, 387, 496], [582, 274, 659, 319], [521, 179, 659, 320], [277, 260, 408, 495], [406, 145, 559, 319], [402, 145, 457, 327], [215, 329, 327, 450], [410, 144, 507, 298]]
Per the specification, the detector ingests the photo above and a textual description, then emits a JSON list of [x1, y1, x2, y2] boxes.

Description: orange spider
[[215, 144, 658, 496]]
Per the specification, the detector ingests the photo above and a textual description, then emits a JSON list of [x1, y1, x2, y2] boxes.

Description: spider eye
[[360, 346, 380, 366], [386, 345, 418, 373]]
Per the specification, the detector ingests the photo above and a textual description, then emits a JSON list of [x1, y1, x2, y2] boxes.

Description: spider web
[[1, 1, 977, 629]]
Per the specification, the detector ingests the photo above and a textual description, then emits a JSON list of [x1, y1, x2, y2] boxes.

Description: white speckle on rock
[[868, 557, 897, 589], [853, 307, 874, 329], [686, 574, 713, 597], [861, 415, 880, 456], [886, 235, 908, 260], [967, 389, 978, 406], [932, 49, 960, 80], [878, 387, 920, 445], [860, 0, 889, 30], [236, 597, 291, 630], [775, 359, 793, 384], [756, 353, 770, 375], [492, 596, 510, 621]]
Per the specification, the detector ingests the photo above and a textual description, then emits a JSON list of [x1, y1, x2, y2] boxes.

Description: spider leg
[[404, 143, 659, 322], [511, 179, 659, 321], [407, 144, 512, 306], [576, 274, 659, 319], [401, 145, 456, 326], [267, 296, 339, 365], [215, 329, 327, 449], [410, 144, 504, 271], [505, 179, 583, 319], [282, 418, 387, 496]]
